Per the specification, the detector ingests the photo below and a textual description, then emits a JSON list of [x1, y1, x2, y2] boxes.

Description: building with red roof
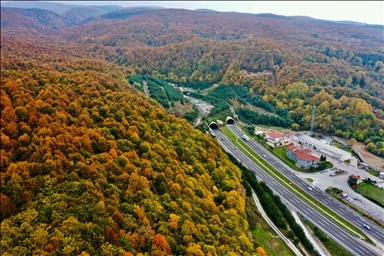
[[349, 174, 363, 184], [286, 145, 320, 169], [265, 131, 285, 143]]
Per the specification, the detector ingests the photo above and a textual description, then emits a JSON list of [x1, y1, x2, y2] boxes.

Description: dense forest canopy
[[0, 37, 261, 255], [1, 5, 384, 254]]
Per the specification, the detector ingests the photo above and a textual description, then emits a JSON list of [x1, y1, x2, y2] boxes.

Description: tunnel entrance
[[209, 122, 219, 130], [226, 117, 235, 125]]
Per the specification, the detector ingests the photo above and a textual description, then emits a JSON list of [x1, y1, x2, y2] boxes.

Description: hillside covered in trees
[[0, 37, 266, 255], [3, 6, 381, 156], [0, 4, 383, 254]]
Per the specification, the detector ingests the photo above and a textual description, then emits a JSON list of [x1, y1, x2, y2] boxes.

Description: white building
[[254, 130, 264, 136], [265, 131, 285, 143], [293, 133, 351, 161], [286, 145, 320, 169], [349, 174, 363, 184]]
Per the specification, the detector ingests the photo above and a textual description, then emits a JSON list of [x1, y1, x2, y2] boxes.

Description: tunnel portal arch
[[209, 122, 220, 130], [226, 116, 235, 125]]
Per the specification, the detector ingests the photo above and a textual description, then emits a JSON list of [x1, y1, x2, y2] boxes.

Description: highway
[[227, 124, 384, 245], [212, 126, 383, 256]]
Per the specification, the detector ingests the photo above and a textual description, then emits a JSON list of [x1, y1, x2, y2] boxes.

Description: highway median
[[219, 125, 374, 245]]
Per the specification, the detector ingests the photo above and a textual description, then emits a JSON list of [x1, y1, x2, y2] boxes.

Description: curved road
[[213, 126, 383, 256], [193, 104, 205, 127]]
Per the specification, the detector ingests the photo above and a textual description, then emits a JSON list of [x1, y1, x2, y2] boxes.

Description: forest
[[44, 7, 384, 156], [0, 37, 268, 255], [1, 4, 384, 255]]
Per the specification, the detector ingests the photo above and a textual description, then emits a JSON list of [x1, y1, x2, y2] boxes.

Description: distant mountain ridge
[[1, 1, 124, 14], [1, 1, 383, 151], [61, 7, 106, 23], [0, 7, 54, 33], [8, 7, 75, 29], [1, 2, 167, 25], [1, 1, 126, 23], [79, 7, 164, 24]]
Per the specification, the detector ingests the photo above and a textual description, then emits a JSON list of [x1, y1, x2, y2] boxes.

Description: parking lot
[[297, 167, 384, 223]]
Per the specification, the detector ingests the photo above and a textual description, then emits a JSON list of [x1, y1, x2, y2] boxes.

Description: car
[[263, 154, 267, 158], [363, 224, 371, 230], [330, 173, 336, 177], [307, 187, 313, 191]]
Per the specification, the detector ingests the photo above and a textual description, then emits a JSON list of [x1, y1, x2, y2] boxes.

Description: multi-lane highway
[[212, 126, 383, 256], [227, 125, 384, 244]]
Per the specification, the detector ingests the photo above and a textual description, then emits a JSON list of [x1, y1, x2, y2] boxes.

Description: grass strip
[[272, 145, 302, 171], [220, 125, 373, 244], [237, 125, 384, 226]]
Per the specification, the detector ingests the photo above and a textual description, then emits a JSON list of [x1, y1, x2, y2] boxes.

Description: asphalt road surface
[[213, 126, 383, 256]]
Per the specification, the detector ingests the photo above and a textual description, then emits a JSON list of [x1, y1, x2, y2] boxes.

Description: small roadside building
[[286, 145, 320, 169], [255, 130, 264, 136], [293, 133, 351, 161], [349, 174, 363, 184], [265, 131, 285, 143]]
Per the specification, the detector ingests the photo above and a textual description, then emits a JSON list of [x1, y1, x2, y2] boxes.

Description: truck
[[242, 135, 250, 142]]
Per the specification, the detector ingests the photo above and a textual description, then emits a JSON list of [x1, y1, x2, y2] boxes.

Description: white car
[[307, 187, 313, 191], [363, 224, 371, 230]]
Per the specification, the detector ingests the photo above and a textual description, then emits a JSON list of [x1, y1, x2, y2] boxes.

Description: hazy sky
[[50, 1, 383, 25]]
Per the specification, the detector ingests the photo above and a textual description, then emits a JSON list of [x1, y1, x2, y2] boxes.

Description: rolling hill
[[0, 4, 383, 254], [1, 1, 123, 14], [7, 7, 75, 29], [2, 5, 383, 156], [0, 34, 263, 255]]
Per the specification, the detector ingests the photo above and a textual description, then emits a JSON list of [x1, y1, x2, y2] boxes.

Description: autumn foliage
[[0, 37, 256, 255], [1, 6, 384, 254]]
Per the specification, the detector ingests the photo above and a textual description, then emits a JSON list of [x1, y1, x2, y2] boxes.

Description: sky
[[49, 1, 383, 25]]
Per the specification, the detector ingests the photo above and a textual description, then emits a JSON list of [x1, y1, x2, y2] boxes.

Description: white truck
[[242, 135, 250, 141]]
